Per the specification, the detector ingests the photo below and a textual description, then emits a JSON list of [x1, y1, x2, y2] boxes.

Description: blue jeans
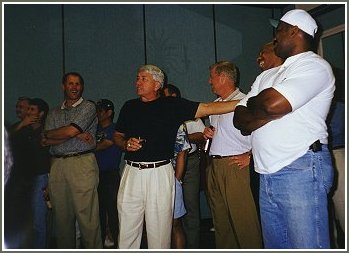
[[32, 173, 49, 248], [259, 146, 334, 249]]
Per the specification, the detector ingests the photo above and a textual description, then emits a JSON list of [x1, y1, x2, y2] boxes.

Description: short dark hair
[[162, 83, 181, 98], [29, 98, 49, 123], [17, 96, 31, 102], [62, 72, 85, 86]]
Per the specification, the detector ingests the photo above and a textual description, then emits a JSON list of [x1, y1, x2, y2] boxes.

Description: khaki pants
[[207, 157, 262, 249], [49, 153, 102, 249], [117, 163, 175, 249], [332, 147, 345, 231]]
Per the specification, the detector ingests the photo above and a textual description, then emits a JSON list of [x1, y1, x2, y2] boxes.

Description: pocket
[[318, 151, 334, 194]]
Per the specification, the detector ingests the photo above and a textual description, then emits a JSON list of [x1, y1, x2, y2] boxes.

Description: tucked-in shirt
[[95, 122, 122, 172], [45, 98, 98, 155], [238, 51, 335, 174], [115, 96, 199, 162], [209, 88, 251, 156]]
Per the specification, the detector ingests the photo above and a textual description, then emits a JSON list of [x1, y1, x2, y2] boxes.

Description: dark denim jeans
[[98, 170, 120, 247], [32, 173, 49, 248], [259, 145, 334, 249]]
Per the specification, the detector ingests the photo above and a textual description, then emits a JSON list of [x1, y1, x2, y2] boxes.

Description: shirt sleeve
[[237, 73, 263, 107], [177, 98, 200, 122], [273, 60, 335, 111], [71, 101, 97, 132], [186, 118, 205, 134]]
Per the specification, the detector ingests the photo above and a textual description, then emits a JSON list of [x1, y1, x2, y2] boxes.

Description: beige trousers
[[332, 147, 345, 231], [49, 153, 102, 249], [117, 162, 175, 249], [207, 158, 262, 249]]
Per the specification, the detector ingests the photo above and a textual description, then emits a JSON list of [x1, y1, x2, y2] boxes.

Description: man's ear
[[39, 111, 44, 119], [107, 109, 113, 117], [154, 81, 162, 91], [219, 73, 227, 84], [290, 25, 300, 38]]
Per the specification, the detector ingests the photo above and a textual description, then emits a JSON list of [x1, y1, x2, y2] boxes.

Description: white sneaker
[[104, 237, 114, 247], [209, 227, 215, 232]]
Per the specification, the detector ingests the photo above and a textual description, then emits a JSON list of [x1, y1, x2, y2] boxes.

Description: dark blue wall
[[4, 4, 345, 127]]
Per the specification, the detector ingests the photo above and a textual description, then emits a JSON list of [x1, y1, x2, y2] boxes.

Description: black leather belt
[[309, 140, 322, 152], [126, 160, 171, 170], [210, 155, 234, 159], [332, 145, 345, 150], [188, 151, 198, 157], [53, 149, 94, 159]]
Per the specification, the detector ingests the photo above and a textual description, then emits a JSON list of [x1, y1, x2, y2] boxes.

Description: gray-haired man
[[113, 64, 240, 249]]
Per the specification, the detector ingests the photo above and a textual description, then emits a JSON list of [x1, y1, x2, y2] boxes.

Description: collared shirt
[[209, 88, 251, 156], [238, 51, 335, 174], [60, 97, 83, 109], [45, 97, 98, 155]]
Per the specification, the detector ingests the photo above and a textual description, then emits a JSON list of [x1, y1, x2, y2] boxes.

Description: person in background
[[162, 83, 205, 248], [252, 41, 285, 214], [204, 61, 262, 249], [10, 96, 31, 133], [6, 98, 50, 249], [4, 128, 13, 187], [162, 83, 190, 249], [41, 72, 102, 248], [327, 67, 345, 248], [95, 99, 123, 248], [234, 9, 335, 248], [256, 41, 284, 72], [113, 64, 240, 249]]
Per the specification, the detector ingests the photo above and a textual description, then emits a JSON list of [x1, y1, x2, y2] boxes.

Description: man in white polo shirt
[[234, 9, 335, 249]]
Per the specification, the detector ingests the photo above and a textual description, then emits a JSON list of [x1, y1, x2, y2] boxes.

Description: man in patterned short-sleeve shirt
[[42, 72, 102, 249]]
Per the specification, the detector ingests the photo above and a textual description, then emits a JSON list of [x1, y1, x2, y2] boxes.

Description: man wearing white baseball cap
[[269, 9, 318, 37], [234, 9, 335, 249]]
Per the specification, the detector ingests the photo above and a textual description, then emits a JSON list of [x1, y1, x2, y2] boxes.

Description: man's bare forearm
[[113, 132, 127, 151], [233, 105, 271, 135], [195, 100, 239, 118], [44, 125, 81, 140], [188, 132, 205, 144]]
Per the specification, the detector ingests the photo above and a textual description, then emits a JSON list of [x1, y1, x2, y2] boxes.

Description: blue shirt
[[95, 123, 122, 172], [328, 101, 345, 148]]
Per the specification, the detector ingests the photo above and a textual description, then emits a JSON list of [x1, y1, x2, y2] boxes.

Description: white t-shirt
[[238, 51, 335, 174], [185, 118, 205, 154], [209, 88, 251, 156]]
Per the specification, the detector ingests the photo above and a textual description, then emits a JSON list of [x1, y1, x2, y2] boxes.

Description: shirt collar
[[215, 88, 241, 102], [61, 97, 84, 109], [277, 51, 312, 73]]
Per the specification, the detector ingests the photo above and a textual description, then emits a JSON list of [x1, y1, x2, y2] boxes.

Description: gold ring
[[127, 143, 131, 147]]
